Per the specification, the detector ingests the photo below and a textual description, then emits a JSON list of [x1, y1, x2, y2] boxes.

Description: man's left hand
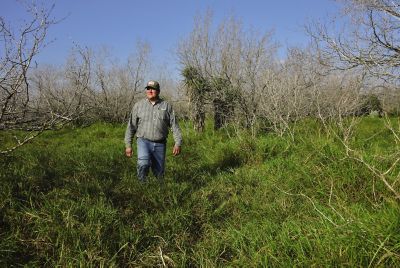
[[172, 145, 181, 156]]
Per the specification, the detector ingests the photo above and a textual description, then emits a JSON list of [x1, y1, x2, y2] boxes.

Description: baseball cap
[[145, 80, 160, 90]]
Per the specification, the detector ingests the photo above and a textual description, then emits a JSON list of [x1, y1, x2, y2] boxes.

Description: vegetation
[[1, 118, 399, 267], [1, 1, 400, 266]]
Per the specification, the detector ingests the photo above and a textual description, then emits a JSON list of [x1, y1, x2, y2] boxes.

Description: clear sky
[[2, 0, 341, 70]]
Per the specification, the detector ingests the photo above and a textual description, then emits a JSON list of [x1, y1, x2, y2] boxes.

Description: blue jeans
[[136, 138, 166, 182]]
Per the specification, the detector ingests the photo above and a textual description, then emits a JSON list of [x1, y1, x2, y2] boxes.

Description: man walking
[[125, 80, 182, 182]]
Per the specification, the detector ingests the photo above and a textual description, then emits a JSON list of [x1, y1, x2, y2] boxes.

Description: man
[[124, 80, 182, 182]]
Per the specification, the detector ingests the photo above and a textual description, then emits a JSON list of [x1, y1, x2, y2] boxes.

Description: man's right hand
[[125, 147, 132, 158]]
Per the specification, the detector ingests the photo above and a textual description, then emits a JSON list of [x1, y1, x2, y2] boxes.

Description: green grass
[[0, 118, 399, 267]]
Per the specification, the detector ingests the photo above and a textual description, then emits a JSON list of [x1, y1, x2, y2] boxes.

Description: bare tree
[[308, 0, 400, 85], [0, 1, 61, 154], [177, 11, 214, 131], [29, 40, 150, 131], [257, 46, 323, 138], [210, 17, 276, 132], [92, 41, 150, 122], [125, 41, 150, 116], [31, 45, 94, 127], [177, 11, 276, 133]]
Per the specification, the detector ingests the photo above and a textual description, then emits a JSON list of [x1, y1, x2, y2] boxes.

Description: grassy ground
[[0, 118, 399, 267]]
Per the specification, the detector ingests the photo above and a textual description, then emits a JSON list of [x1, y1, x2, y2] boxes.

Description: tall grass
[[0, 118, 399, 266]]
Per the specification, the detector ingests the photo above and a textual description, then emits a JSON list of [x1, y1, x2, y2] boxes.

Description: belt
[[142, 137, 166, 144]]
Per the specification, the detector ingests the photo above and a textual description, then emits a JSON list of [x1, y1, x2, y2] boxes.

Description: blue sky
[[2, 0, 340, 70]]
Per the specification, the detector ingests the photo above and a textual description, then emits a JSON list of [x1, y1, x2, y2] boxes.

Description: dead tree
[[33, 45, 94, 126], [0, 2, 88, 154], [0, 2, 58, 153], [93, 41, 150, 122], [178, 11, 276, 133], [308, 0, 400, 85]]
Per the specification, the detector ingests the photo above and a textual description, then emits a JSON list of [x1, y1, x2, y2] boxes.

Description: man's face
[[146, 87, 160, 101]]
